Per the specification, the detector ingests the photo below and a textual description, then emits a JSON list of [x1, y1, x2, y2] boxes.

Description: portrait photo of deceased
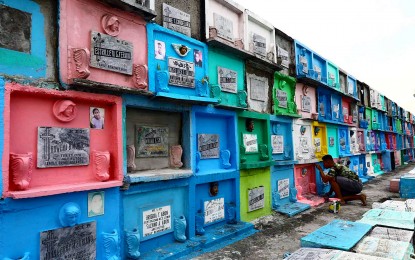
[[88, 191, 105, 217], [155, 40, 166, 60], [90, 107, 105, 130], [194, 49, 203, 67]]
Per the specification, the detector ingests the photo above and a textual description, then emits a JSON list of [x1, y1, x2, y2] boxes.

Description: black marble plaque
[[40, 222, 96, 260], [0, 4, 31, 53], [37, 127, 90, 168], [90, 31, 133, 75]]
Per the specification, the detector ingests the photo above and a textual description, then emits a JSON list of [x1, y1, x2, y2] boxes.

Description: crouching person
[[315, 155, 367, 206]]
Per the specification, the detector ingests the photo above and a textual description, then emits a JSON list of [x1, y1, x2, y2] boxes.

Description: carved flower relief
[[70, 48, 90, 80], [53, 100, 77, 122], [132, 64, 148, 90], [101, 14, 121, 36]]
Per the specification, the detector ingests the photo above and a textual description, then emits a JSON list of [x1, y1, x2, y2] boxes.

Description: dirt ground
[[194, 163, 415, 260]]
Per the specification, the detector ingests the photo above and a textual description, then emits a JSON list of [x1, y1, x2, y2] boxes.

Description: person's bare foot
[[360, 193, 367, 206]]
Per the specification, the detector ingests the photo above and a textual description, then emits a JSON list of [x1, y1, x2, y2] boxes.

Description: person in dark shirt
[[315, 154, 367, 205]]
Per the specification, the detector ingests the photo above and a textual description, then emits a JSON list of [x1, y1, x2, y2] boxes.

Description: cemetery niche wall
[[59, 0, 149, 92], [147, 23, 216, 103], [2, 83, 123, 199]]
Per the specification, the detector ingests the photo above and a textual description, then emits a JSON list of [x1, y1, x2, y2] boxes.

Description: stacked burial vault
[[0, 0, 414, 259]]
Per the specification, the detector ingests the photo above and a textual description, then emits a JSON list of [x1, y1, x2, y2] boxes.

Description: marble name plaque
[[90, 31, 133, 75], [243, 133, 258, 153], [252, 33, 266, 57], [218, 66, 237, 93], [168, 57, 195, 88], [248, 186, 264, 212], [37, 127, 90, 168], [250, 76, 267, 102], [277, 46, 289, 68], [136, 126, 169, 157], [40, 222, 96, 260], [198, 134, 220, 159], [278, 178, 289, 199], [143, 205, 172, 237], [277, 90, 288, 108], [302, 95, 311, 112], [204, 197, 225, 224], [213, 13, 234, 42], [271, 135, 284, 154], [162, 3, 191, 36]]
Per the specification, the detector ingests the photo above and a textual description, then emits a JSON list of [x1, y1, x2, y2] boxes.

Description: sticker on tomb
[[88, 191, 104, 217], [340, 137, 346, 151], [204, 198, 225, 224], [37, 127, 90, 168], [352, 107, 358, 122], [329, 137, 334, 147], [278, 178, 289, 199], [314, 138, 321, 152], [40, 222, 96, 260], [218, 67, 237, 93], [194, 49, 203, 67], [276, 90, 288, 108], [90, 107, 105, 130], [277, 46, 289, 68], [198, 134, 219, 159], [136, 126, 169, 157], [243, 134, 258, 153], [249, 76, 267, 102], [162, 3, 191, 36], [90, 31, 133, 75], [314, 65, 321, 81], [143, 205, 171, 237], [252, 33, 266, 57], [301, 96, 311, 112], [248, 186, 265, 212], [0, 5, 31, 53], [343, 107, 349, 117], [154, 40, 166, 60], [168, 57, 195, 88], [299, 56, 308, 73], [271, 135, 284, 154], [213, 13, 234, 42]]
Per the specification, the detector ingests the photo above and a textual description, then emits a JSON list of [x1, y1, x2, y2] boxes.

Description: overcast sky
[[235, 0, 415, 113]]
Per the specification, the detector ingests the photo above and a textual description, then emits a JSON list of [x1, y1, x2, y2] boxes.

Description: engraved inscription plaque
[[277, 46, 289, 68], [37, 127, 90, 168], [218, 67, 237, 93], [168, 58, 195, 88], [248, 186, 264, 212], [198, 134, 220, 159], [243, 134, 258, 153], [0, 5, 31, 53], [143, 205, 172, 237], [90, 31, 133, 75], [252, 33, 266, 57], [204, 198, 225, 224], [278, 178, 289, 199], [136, 126, 169, 157], [213, 13, 234, 42], [302, 95, 311, 112], [162, 3, 191, 36], [250, 76, 267, 102], [276, 90, 288, 108], [40, 222, 96, 260], [271, 135, 284, 154]]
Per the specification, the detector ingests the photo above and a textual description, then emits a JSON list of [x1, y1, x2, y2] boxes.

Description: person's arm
[[315, 163, 331, 183]]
